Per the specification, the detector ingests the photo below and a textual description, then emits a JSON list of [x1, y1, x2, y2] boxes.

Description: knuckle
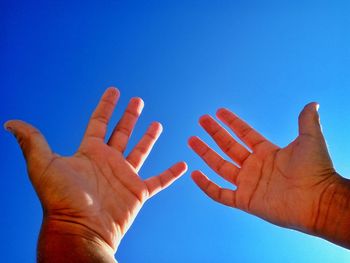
[[125, 109, 139, 118], [216, 159, 227, 174], [116, 126, 131, 136], [145, 132, 157, 141], [101, 97, 117, 107], [136, 146, 148, 155], [92, 115, 109, 125], [20, 130, 42, 151], [211, 127, 221, 138], [137, 187, 149, 202], [240, 126, 252, 138], [223, 139, 234, 153]]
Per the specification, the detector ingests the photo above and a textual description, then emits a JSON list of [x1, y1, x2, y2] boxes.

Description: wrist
[[312, 174, 350, 248], [38, 218, 117, 263]]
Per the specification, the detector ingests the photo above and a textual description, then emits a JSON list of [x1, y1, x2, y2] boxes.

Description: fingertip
[[131, 96, 144, 105], [151, 121, 163, 134], [105, 87, 120, 100], [4, 120, 13, 131], [178, 161, 188, 172], [107, 86, 120, 94], [191, 169, 202, 176], [188, 136, 199, 147], [3, 120, 23, 133], [130, 97, 145, 112], [188, 136, 196, 144], [300, 102, 321, 122], [216, 107, 226, 116], [216, 108, 230, 118], [309, 102, 320, 112], [102, 88, 120, 108], [303, 102, 319, 111], [170, 162, 188, 178], [298, 102, 323, 136], [199, 114, 211, 125], [191, 170, 199, 179], [191, 170, 206, 182], [155, 121, 163, 131], [4, 120, 16, 134]]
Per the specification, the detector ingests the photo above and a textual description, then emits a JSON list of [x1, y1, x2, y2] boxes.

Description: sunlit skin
[[189, 103, 350, 248], [6, 89, 350, 262], [5, 87, 187, 262]]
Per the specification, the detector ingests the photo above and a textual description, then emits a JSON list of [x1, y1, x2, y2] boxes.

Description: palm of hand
[[189, 103, 337, 231], [7, 88, 186, 250], [236, 134, 335, 230], [36, 141, 144, 245]]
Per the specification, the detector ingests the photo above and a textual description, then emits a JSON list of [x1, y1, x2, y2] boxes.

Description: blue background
[[1, 0, 350, 262]]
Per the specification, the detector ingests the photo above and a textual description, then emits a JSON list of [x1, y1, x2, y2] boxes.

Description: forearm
[[312, 175, 350, 249], [38, 219, 117, 263]]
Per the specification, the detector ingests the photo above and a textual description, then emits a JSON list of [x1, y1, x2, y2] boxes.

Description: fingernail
[[315, 103, 320, 111]]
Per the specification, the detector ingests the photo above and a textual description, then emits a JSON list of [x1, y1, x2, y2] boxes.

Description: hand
[[5, 87, 187, 258], [189, 103, 350, 247]]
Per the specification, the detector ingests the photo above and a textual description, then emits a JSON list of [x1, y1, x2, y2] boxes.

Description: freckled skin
[[189, 103, 350, 249]]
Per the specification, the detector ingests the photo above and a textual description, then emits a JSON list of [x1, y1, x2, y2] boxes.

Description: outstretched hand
[[189, 103, 350, 247], [5, 87, 187, 255]]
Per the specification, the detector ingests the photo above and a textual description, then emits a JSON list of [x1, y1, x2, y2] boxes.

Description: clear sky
[[1, 0, 350, 262]]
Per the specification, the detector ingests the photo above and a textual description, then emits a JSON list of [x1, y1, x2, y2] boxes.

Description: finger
[[145, 162, 187, 198], [82, 87, 120, 141], [126, 122, 163, 171], [216, 108, 269, 151], [4, 120, 53, 181], [298, 102, 323, 138], [191, 170, 236, 207], [108, 97, 144, 152], [188, 136, 239, 185], [199, 115, 250, 165]]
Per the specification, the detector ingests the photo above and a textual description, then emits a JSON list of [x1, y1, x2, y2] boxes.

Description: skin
[[5, 87, 187, 262], [189, 103, 350, 248], [6, 89, 350, 261]]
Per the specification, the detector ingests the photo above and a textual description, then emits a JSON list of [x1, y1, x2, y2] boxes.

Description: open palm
[[6, 87, 187, 251], [189, 103, 341, 233]]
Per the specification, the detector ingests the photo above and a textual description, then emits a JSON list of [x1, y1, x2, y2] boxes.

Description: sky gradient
[[2, 1, 350, 262]]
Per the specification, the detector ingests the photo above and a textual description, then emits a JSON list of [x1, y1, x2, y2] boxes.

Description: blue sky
[[1, 0, 350, 262]]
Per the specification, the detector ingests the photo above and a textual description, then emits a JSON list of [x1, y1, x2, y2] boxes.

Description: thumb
[[298, 102, 322, 137], [4, 120, 53, 168]]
